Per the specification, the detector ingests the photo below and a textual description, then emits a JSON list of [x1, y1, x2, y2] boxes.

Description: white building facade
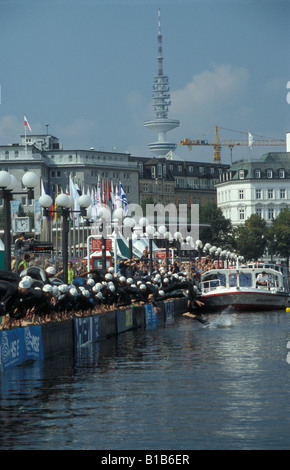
[[216, 145, 290, 227]]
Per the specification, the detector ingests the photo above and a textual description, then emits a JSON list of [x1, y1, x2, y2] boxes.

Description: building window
[[267, 169, 273, 178], [178, 165, 182, 172], [268, 189, 274, 199], [189, 166, 193, 173], [199, 166, 204, 174], [268, 208, 274, 219], [255, 169, 261, 178], [157, 163, 162, 178], [239, 169, 245, 179], [143, 183, 149, 192], [256, 208, 262, 217], [138, 162, 143, 177], [280, 189, 286, 199], [151, 166, 156, 178], [239, 208, 245, 220], [256, 189, 261, 199], [239, 190, 244, 200], [279, 168, 285, 178]]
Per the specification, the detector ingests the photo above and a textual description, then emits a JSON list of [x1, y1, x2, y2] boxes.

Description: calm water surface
[[1, 309, 290, 450]]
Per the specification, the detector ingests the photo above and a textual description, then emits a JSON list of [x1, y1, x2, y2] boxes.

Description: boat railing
[[256, 278, 279, 290], [201, 278, 223, 292]]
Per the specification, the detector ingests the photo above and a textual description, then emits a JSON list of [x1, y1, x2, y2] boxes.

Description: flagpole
[[248, 131, 253, 162], [25, 120, 27, 158]]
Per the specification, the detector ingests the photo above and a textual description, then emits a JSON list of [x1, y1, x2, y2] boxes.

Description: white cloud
[[171, 64, 250, 116]]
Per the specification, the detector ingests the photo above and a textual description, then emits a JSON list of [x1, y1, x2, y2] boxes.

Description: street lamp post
[[123, 216, 136, 276], [40, 192, 91, 284], [0, 170, 39, 271]]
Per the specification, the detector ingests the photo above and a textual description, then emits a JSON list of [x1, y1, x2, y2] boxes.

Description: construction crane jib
[[179, 125, 285, 162]]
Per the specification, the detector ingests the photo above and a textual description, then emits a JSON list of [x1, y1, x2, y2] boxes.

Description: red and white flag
[[24, 115, 32, 132], [102, 178, 106, 205]]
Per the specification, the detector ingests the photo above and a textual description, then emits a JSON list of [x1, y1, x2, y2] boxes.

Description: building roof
[[220, 152, 290, 181]]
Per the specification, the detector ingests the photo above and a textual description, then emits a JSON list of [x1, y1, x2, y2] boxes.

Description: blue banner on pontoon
[[0, 325, 43, 370], [73, 315, 100, 348], [145, 304, 158, 329]]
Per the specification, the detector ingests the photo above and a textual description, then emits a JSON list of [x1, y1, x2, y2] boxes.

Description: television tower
[[144, 8, 180, 157]]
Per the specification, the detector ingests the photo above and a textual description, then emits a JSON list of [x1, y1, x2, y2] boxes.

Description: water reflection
[[1, 311, 290, 449]]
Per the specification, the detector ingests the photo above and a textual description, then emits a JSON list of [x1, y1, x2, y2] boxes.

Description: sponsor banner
[[73, 316, 100, 348], [145, 304, 158, 329], [164, 300, 175, 324], [117, 308, 133, 333], [0, 325, 43, 370], [92, 238, 113, 251]]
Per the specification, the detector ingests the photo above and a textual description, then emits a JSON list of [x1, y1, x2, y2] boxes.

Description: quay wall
[[0, 297, 188, 370]]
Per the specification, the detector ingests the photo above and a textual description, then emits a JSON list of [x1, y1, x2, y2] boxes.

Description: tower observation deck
[[144, 8, 180, 157]]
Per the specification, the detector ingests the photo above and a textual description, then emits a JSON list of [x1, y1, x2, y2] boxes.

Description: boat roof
[[200, 266, 284, 277]]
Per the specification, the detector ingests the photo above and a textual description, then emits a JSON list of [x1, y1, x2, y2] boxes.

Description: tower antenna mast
[[144, 8, 180, 158]]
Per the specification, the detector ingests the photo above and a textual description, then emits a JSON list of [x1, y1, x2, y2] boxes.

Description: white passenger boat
[[197, 263, 289, 311]]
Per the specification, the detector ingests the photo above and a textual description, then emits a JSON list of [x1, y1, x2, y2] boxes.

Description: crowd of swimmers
[[0, 243, 217, 330]]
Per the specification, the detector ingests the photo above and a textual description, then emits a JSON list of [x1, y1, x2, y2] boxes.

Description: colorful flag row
[[41, 176, 129, 223]]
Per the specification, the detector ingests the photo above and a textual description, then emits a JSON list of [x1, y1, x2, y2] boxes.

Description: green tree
[[268, 207, 290, 266], [140, 196, 154, 216], [199, 201, 232, 246], [234, 214, 268, 261]]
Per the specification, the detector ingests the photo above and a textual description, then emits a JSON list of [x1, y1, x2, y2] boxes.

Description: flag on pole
[[96, 175, 102, 208], [69, 176, 80, 226], [40, 180, 49, 241], [114, 183, 121, 209], [24, 115, 32, 133], [54, 185, 58, 222], [120, 182, 128, 216], [248, 132, 254, 148], [102, 178, 106, 206], [41, 180, 46, 197], [111, 180, 115, 210], [107, 180, 112, 204], [45, 182, 52, 222]]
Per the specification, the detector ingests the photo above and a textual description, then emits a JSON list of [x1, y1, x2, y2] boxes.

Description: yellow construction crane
[[179, 125, 286, 162]]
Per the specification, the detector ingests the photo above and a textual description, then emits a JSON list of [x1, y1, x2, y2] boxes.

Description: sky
[[0, 0, 289, 165]]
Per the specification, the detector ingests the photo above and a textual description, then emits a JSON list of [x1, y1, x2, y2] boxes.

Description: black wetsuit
[[20, 267, 50, 285], [0, 281, 18, 316], [0, 270, 20, 284], [8, 288, 52, 320]]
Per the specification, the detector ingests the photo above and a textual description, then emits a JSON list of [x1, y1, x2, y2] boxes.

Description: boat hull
[[197, 289, 289, 312]]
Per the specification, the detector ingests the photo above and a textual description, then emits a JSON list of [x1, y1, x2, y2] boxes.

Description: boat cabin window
[[239, 273, 252, 287], [203, 272, 226, 287], [216, 273, 226, 286], [229, 273, 237, 286]]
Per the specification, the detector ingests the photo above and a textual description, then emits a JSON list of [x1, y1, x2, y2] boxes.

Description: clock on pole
[[13, 217, 31, 233]]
